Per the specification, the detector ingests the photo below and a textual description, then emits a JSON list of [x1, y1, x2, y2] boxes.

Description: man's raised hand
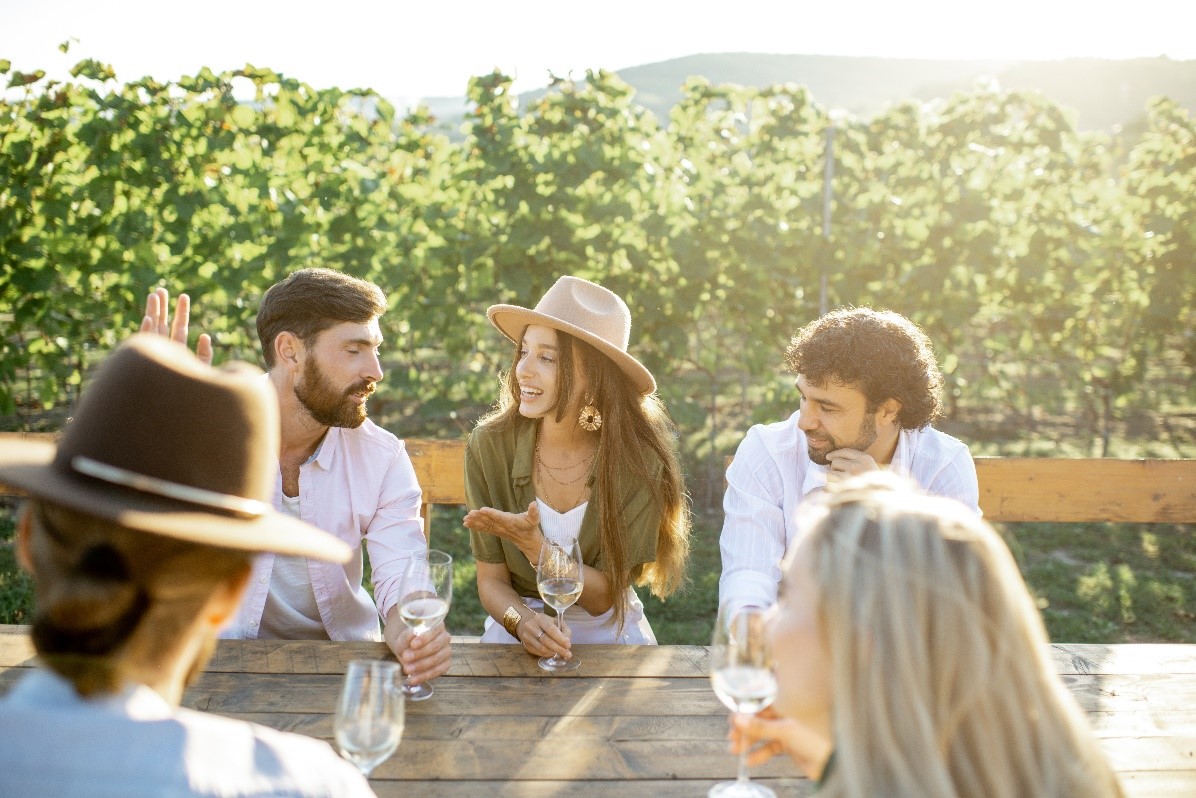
[[141, 287, 213, 366]]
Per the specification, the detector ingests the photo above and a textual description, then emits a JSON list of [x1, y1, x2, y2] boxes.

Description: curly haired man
[[718, 307, 980, 618]]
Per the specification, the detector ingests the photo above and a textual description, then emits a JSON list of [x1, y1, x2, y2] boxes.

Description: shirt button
[[260, 576, 267, 584], [249, 620, 258, 627]]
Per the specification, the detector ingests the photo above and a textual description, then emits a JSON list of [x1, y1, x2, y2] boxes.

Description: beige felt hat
[[487, 276, 656, 395], [0, 334, 351, 563]]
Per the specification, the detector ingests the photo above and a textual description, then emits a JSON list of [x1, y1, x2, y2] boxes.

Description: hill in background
[[416, 52, 1196, 133]]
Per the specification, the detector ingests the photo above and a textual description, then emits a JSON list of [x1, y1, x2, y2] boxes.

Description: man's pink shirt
[[222, 420, 425, 641]]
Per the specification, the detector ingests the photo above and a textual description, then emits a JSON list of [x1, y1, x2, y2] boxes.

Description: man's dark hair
[[785, 307, 943, 429], [256, 269, 387, 367]]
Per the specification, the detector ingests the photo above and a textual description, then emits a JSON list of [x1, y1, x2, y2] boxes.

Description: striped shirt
[[718, 411, 979, 618]]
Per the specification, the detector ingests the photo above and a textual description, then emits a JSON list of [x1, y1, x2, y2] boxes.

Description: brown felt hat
[[0, 335, 351, 563], [487, 276, 656, 395]]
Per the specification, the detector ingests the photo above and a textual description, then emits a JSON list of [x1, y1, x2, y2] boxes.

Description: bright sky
[[3, 0, 1193, 102]]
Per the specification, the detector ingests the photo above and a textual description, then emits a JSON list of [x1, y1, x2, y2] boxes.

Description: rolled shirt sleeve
[[364, 439, 427, 621]]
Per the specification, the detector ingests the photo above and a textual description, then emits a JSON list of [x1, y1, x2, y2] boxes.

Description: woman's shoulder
[[468, 415, 537, 466], [469, 415, 524, 447]]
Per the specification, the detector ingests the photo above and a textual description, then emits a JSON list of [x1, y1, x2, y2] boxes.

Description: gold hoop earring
[[578, 398, 602, 432]]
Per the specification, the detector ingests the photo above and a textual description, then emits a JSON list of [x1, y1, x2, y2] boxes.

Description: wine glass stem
[[402, 630, 421, 686], [555, 611, 565, 661], [737, 734, 751, 783]]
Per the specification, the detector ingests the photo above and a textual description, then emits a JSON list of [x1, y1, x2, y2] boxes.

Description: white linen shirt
[[0, 668, 374, 798], [719, 410, 979, 618], [224, 419, 426, 641]]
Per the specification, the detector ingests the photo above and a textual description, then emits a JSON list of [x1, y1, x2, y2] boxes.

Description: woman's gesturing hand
[[463, 501, 545, 563]]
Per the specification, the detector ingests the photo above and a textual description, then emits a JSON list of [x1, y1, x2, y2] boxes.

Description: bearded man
[[718, 307, 979, 618], [144, 269, 450, 689]]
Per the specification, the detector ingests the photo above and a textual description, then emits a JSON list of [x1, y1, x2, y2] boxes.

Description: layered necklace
[[535, 444, 596, 487]]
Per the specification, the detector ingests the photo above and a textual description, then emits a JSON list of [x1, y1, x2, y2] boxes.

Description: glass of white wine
[[709, 606, 778, 798], [397, 548, 453, 701], [335, 659, 404, 778], [536, 537, 584, 672]]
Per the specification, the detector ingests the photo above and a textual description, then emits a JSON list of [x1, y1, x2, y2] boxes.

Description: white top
[[536, 498, 587, 544], [259, 493, 329, 640], [0, 669, 374, 798], [719, 410, 980, 618]]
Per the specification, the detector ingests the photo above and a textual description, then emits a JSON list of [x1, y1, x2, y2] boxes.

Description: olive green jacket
[[466, 416, 661, 601]]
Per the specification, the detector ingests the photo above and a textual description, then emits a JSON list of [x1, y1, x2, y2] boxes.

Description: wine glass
[[536, 537, 584, 672], [397, 548, 453, 701], [334, 659, 405, 778], [709, 606, 778, 798]]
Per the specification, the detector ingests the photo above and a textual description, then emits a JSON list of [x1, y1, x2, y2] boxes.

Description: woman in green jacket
[[463, 276, 690, 659]]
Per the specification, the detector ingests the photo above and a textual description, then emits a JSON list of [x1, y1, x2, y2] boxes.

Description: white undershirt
[[536, 499, 586, 545], [258, 493, 329, 640]]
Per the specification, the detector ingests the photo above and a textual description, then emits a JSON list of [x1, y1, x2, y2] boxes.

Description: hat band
[[71, 456, 269, 519]]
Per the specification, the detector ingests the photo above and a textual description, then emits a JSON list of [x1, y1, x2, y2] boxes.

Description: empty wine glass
[[709, 606, 778, 798], [536, 537, 584, 672], [397, 548, 453, 701], [334, 659, 404, 778]]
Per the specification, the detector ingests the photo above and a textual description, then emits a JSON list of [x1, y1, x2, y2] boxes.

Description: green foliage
[[0, 52, 1193, 459]]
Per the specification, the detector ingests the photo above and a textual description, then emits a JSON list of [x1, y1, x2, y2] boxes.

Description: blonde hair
[[25, 502, 252, 697], [481, 330, 690, 629], [805, 474, 1123, 798]]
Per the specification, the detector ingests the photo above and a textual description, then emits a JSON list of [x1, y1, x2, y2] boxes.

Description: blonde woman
[[0, 336, 373, 797], [732, 473, 1124, 798], [463, 276, 690, 657]]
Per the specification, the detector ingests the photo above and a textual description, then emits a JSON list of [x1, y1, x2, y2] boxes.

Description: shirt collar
[[311, 427, 338, 470], [8, 668, 175, 721], [511, 418, 537, 485]]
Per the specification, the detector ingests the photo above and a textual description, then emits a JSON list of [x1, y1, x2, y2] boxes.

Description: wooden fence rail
[[2, 434, 1193, 532]]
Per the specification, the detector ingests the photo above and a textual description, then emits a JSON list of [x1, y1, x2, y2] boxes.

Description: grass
[[3, 501, 1193, 646], [0, 504, 33, 626], [1001, 521, 1196, 643]]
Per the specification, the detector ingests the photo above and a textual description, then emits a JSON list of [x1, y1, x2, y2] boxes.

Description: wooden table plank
[[8, 632, 1195, 677], [1050, 643, 1196, 675], [176, 672, 726, 716], [171, 670, 1196, 716], [209, 708, 1196, 744], [214, 713, 733, 742], [369, 779, 815, 798]]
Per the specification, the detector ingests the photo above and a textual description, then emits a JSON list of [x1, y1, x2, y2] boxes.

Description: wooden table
[[1, 627, 1194, 797]]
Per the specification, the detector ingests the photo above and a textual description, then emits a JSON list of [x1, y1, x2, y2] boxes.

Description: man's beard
[[294, 356, 373, 428], [807, 413, 878, 466]]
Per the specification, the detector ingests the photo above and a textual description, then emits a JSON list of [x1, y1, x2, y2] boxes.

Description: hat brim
[[0, 439, 351, 564], [487, 305, 657, 395]]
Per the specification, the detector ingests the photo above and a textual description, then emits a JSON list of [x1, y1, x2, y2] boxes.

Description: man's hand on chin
[[825, 449, 880, 478]]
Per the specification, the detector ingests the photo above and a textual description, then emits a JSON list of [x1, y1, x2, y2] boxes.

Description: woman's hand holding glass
[[709, 606, 778, 798], [396, 549, 453, 701], [535, 537, 584, 672]]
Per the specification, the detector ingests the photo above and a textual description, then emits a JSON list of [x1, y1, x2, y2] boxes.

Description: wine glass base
[[537, 654, 581, 672], [400, 682, 433, 701], [708, 780, 776, 798]]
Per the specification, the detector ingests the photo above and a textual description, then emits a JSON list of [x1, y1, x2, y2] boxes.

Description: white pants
[[481, 589, 657, 644]]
